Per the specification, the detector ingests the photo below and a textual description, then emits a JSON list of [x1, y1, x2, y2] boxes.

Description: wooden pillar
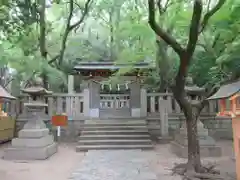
[[232, 117, 240, 180]]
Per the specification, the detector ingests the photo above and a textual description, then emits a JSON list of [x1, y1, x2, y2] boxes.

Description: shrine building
[[68, 61, 152, 118]]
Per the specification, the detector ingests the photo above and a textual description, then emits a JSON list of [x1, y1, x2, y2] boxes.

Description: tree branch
[[2, 78, 14, 89], [67, 1, 84, 11], [186, 0, 202, 55], [163, 0, 171, 11], [211, 33, 220, 48], [48, 54, 60, 64], [148, 0, 184, 56], [39, 0, 47, 58], [199, 0, 226, 33], [57, 0, 92, 65], [157, 0, 164, 15], [69, 0, 92, 31]]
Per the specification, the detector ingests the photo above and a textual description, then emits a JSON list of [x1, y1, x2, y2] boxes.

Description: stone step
[[77, 119, 153, 151], [78, 139, 152, 146], [85, 117, 146, 124], [83, 126, 148, 131], [79, 134, 150, 140], [84, 119, 146, 125], [3, 142, 58, 160], [81, 129, 149, 135], [83, 122, 146, 127], [76, 144, 153, 151]]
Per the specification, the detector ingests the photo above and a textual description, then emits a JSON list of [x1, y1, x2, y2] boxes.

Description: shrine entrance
[[72, 61, 151, 118], [99, 84, 131, 118]]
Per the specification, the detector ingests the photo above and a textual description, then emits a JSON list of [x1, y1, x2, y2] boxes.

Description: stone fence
[[2, 92, 225, 119], [2, 92, 233, 141], [146, 92, 219, 116]]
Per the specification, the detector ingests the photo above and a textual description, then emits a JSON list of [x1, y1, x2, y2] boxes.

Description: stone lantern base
[[3, 123, 57, 160], [170, 121, 222, 158]]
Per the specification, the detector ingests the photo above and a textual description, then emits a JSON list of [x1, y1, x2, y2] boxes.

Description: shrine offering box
[[0, 117, 15, 143]]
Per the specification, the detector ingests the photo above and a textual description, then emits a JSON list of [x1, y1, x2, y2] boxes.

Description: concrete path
[[69, 150, 157, 180]]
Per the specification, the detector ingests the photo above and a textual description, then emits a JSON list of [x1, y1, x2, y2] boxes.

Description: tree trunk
[[183, 103, 202, 172], [42, 73, 48, 89], [173, 84, 202, 172]]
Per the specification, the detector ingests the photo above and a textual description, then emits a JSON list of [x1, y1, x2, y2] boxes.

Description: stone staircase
[[76, 119, 153, 151]]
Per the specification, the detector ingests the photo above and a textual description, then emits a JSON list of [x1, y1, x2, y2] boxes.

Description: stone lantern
[[3, 77, 57, 160], [170, 77, 221, 158], [184, 77, 206, 130]]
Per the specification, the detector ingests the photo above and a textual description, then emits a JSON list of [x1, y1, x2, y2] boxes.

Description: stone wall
[[146, 117, 182, 138], [202, 117, 233, 140], [147, 116, 233, 140], [15, 116, 233, 142]]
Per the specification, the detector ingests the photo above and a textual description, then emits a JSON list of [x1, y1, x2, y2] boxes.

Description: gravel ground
[[0, 140, 236, 180], [0, 143, 85, 180], [151, 140, 236, 180]]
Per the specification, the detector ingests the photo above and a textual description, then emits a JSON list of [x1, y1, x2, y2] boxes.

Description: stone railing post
[[68, 75, 74, 94], [209, 101, 215, 113], [140, 88, 147, 117], [48, 96, 53, 116], [166, 95, 172, 113], [66, 96, 72, 116], [83, 89, 90, 117], [159, 99, 169, 137]]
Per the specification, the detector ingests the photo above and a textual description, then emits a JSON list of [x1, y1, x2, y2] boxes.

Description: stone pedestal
[[3, 106, 57, 160], [170, 121, 221, 158]]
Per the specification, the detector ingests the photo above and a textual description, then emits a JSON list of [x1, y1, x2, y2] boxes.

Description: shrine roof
[[73, 61, 152, 70], [208, 80, 240, 100], [0, 85, 16, 100]]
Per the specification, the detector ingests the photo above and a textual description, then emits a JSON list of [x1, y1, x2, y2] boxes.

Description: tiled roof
[[74, 61, 153, 70], [0, 85, 16, 99], [208, 80, 240, 100]]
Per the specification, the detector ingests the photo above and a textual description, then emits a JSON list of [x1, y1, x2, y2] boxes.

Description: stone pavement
[[69, 150, 157, 180]]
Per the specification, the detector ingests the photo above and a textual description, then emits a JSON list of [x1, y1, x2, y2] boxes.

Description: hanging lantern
[[109, 84, 112, 91], [117, 84, 120, 91]]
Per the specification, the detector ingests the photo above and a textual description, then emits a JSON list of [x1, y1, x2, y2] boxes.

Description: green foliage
[[0, 0, 81, 90], [1, 0, 240, 93], [194, 2, 240, 86]]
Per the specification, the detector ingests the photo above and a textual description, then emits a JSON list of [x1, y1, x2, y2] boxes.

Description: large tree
[[147, 0, 239, 178], [0, 0, 93, 90]]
